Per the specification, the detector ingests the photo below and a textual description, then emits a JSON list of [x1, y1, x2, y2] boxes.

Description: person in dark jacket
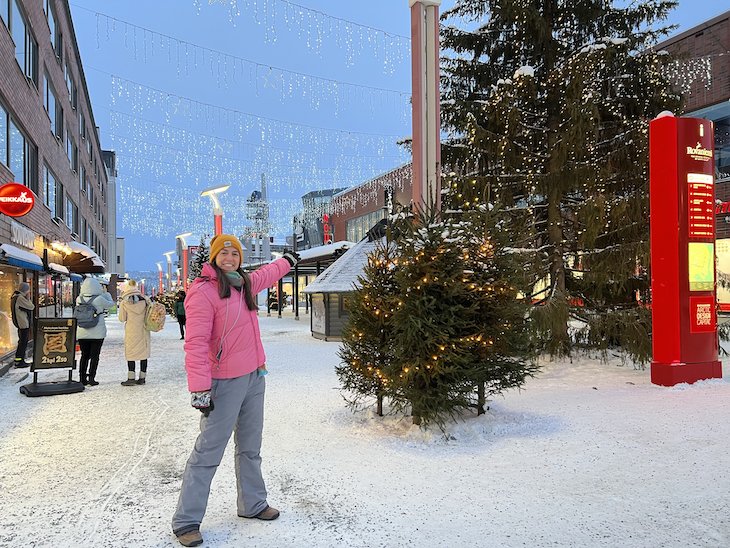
[[11, 281, 34, 368], [174, 291, 186, 340]]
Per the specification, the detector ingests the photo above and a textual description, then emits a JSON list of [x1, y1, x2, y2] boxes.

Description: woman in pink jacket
[[172, 234, 298, 547]]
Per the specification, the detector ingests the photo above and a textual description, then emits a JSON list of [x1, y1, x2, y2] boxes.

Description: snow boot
[[121, 371, 137, 386], [136, 371, 146, 385], [240, 505, 280, 521], [175, 528, 203, 547]]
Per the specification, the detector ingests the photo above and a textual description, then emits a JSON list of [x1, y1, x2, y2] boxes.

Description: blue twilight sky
[[67, 0, 728, 272]]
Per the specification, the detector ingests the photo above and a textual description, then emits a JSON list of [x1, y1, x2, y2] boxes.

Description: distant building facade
[[329, 163, 412, 244]]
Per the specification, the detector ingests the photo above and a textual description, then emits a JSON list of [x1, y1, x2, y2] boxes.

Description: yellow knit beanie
[[209, 234, 243, 263]]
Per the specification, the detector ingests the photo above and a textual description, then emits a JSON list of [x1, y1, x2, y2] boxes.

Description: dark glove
[[283, 251, 300, 267], [191, 390, 214, 417]]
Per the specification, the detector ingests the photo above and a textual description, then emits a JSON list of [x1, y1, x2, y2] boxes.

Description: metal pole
[[410, 0, 441, 212]]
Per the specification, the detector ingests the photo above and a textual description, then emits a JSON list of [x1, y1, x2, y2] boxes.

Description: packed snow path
[[1, 313, 729, 547]]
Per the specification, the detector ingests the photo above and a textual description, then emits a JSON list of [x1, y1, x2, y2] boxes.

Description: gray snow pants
[[172, 372, 268, 535]]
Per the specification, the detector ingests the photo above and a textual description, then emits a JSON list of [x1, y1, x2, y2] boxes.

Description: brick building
[[0, 0, 110, 365], [329, 163, 412, 243], [655, 10, 730, 302]]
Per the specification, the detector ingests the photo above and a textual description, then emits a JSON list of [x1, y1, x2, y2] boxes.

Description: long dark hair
[[211, 263, 257, 310]]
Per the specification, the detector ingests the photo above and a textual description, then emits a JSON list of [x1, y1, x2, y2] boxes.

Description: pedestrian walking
[[171, 234, 299, 547], [10, 281, 34, 368], [174, 290, 186, 340], [76, 278, 114, 386], [118, 279, 151, 386]]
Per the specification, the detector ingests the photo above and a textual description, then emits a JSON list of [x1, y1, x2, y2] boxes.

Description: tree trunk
[[477, 382, 486, 415], [376, 391, 383, 417]]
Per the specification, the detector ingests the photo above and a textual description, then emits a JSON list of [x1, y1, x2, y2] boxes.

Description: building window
[[8, 118, 37, 191], [79, 111, 86, 140], [6, 1, 37, 86], [65, 196, 78, 234], [67, 134, 77, 172], [0, 103, 6, 167], [44, 164, 57, 216], [44, 72, 63, 139], [79, 165, 86, 193], [54, 181, 64, 220], [45, 0, 62, 60]]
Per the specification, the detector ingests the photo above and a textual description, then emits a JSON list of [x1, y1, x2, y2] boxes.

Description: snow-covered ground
[[1, 313, 729, 547]]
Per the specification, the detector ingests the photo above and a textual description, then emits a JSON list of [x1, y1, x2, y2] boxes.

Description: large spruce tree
[[440, 0, 682, 362]]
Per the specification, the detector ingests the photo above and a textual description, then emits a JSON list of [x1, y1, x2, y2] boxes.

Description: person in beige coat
[[118, 280, 151, 386]]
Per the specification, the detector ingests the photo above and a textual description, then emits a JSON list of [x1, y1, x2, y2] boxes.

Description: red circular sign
[[0, 183, 35, 217]]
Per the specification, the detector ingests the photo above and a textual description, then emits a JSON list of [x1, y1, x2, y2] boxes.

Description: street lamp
[[156, 262, 163, 295], [176, 231, 193, 291], [201, 184, 231, 236], [163, 251, 175, 292]]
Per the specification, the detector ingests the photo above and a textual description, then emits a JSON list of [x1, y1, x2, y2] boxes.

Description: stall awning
[[48, 262, 70, 274], [58, 241, 106, 273], [0, 243, 45, 271]]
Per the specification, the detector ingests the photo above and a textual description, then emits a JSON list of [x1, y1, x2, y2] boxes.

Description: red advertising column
[[649, 114, 721, 386]]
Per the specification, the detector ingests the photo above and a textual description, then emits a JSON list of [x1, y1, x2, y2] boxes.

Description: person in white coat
[[118, 279, 151, 385], [76, 277, 114, 386]]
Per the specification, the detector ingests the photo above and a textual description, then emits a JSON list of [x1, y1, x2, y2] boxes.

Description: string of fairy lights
[[77, 5, 411, 117], [71, 1, 414, 240], [193, 0, 410, 72]]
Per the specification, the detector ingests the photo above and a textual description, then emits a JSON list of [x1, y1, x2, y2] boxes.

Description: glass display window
[[0, 266, 25, 356]]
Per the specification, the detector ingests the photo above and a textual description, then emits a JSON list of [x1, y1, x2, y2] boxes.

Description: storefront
[[0, 243, 45, 358]]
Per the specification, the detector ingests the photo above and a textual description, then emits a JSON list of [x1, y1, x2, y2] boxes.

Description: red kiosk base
[[650, 361, 722, 386]]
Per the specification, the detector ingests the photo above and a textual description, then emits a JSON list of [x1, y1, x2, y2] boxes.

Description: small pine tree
[[189, 236, 209, 280], [337, 241, 400, 416], [388, 205, 538, 429]]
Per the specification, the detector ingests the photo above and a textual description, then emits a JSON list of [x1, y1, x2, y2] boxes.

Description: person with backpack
[[171, 234, 299, 547], [75, 277, 114, 386], [118, 279, 151, 386], [11, 281, 34, 368], [174, 291, 186, 340]]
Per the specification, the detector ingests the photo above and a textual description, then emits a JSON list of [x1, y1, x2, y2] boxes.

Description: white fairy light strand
[[79, 7, 411, 118], [192, 0, 409, 73]]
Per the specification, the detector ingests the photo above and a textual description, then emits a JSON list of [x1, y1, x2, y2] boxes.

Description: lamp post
[[176, 232, 193, 291], [163, 251, 175, 292], [201, 184, 231, 236], [156, 262, 163, 295], [140, 278, 145, 296]]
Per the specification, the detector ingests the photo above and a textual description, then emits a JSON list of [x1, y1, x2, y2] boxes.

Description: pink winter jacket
[[184, 259, 291, 392]]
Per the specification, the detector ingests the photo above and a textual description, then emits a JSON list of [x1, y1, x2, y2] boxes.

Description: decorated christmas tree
[[440, 0, 682, 362], [388, 205, 537, 427], [337, 240, 400, 416], [188, 236, 209, 280]]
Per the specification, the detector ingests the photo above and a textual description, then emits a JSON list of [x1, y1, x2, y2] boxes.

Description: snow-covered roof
[[298, 241, 357, 262], [48, 262, 69, 274], [0, 243, 44, 266], [66, 241, 97, 258], [303, 237, 383, 294]]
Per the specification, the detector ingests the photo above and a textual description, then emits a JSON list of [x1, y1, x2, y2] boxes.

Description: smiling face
[[215, 246, 241, 273]]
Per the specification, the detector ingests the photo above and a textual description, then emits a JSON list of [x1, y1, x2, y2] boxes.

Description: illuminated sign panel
[[687, 173, 714, 240], [688, 242, 714, 291]]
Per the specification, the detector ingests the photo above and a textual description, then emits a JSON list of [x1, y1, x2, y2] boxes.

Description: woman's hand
[[191, 391, 214, 417]]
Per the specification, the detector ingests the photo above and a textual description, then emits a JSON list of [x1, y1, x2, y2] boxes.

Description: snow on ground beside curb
[[0, 313, 729, 547]]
